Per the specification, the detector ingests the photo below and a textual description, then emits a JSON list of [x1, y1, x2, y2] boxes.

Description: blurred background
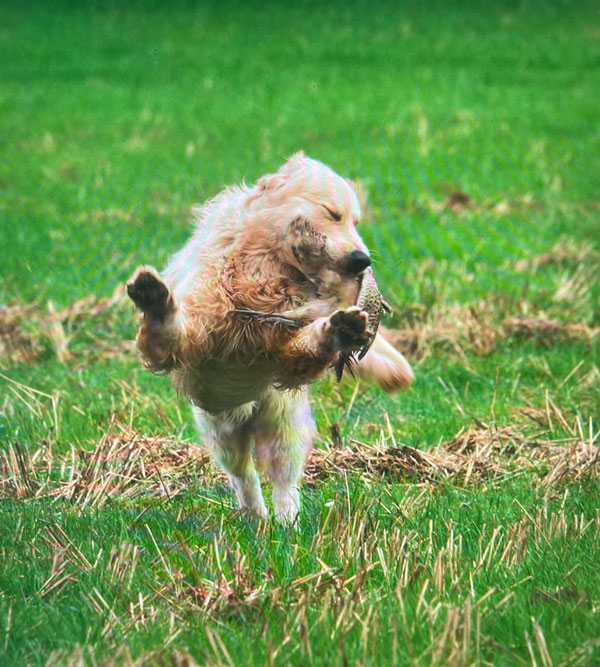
[[2, 0, 599, 310]]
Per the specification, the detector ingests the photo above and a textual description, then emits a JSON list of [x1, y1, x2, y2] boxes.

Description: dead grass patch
[[0, 286, 133, 368], [383, 303, 499, 361], [2, 415, 597, 503], [424, 187, 545, 216], [502, 317, 595, 342], [384, 235, 598, 361], [385, 309, 597, 362], [0, 302, 41, 365], [514, 237, 599, 272], [307, 422, 599, 489]]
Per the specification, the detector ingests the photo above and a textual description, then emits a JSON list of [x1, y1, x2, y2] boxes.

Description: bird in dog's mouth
[[235, 264, 391, 381]]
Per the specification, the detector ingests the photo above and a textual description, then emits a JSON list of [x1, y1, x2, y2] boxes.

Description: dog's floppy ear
[[257, 151, 306, 192], [257, 172, 286, 192]]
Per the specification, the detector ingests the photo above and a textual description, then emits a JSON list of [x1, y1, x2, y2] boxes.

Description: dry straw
[[2, 414, 597, 503]]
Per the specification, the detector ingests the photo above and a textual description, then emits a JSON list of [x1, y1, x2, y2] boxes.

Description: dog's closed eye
[[321, 205, 342, 222]]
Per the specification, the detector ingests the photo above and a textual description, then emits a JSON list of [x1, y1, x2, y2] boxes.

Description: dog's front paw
[[127, 266, 172, 319], [329, 306, 369, 351]]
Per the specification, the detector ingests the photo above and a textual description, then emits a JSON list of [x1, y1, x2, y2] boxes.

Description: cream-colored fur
[[127, 153, 413, 523]]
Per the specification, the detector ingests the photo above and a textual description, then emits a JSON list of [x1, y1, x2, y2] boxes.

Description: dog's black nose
[[346, 250, 371, 275]]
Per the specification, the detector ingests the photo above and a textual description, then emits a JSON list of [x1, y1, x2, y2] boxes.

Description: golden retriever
[[127, 152, 413, 522]]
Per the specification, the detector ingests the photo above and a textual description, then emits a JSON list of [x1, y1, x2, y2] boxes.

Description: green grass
[[1, 1, 600, 665]]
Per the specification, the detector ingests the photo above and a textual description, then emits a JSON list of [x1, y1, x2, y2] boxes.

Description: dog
[[127, 153, 414, 522]]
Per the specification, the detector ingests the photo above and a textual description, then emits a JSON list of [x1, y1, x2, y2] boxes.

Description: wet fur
[[128, 153, 414, 522]]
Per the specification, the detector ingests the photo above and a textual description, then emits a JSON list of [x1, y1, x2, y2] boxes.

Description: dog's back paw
[[127, 266, 173, 319]]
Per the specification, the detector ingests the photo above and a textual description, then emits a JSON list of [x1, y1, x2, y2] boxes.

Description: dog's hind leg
[[194, 407, 268, 518], [127, 266, 182, 373], [355, 331, 414, 392], [254, 389, 315, 524]]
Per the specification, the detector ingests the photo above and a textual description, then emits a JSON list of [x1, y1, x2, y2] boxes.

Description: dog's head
[[254, 153, 371, 303]]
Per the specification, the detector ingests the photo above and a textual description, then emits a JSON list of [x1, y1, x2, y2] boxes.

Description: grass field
[[1, 1, 600, 665]]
